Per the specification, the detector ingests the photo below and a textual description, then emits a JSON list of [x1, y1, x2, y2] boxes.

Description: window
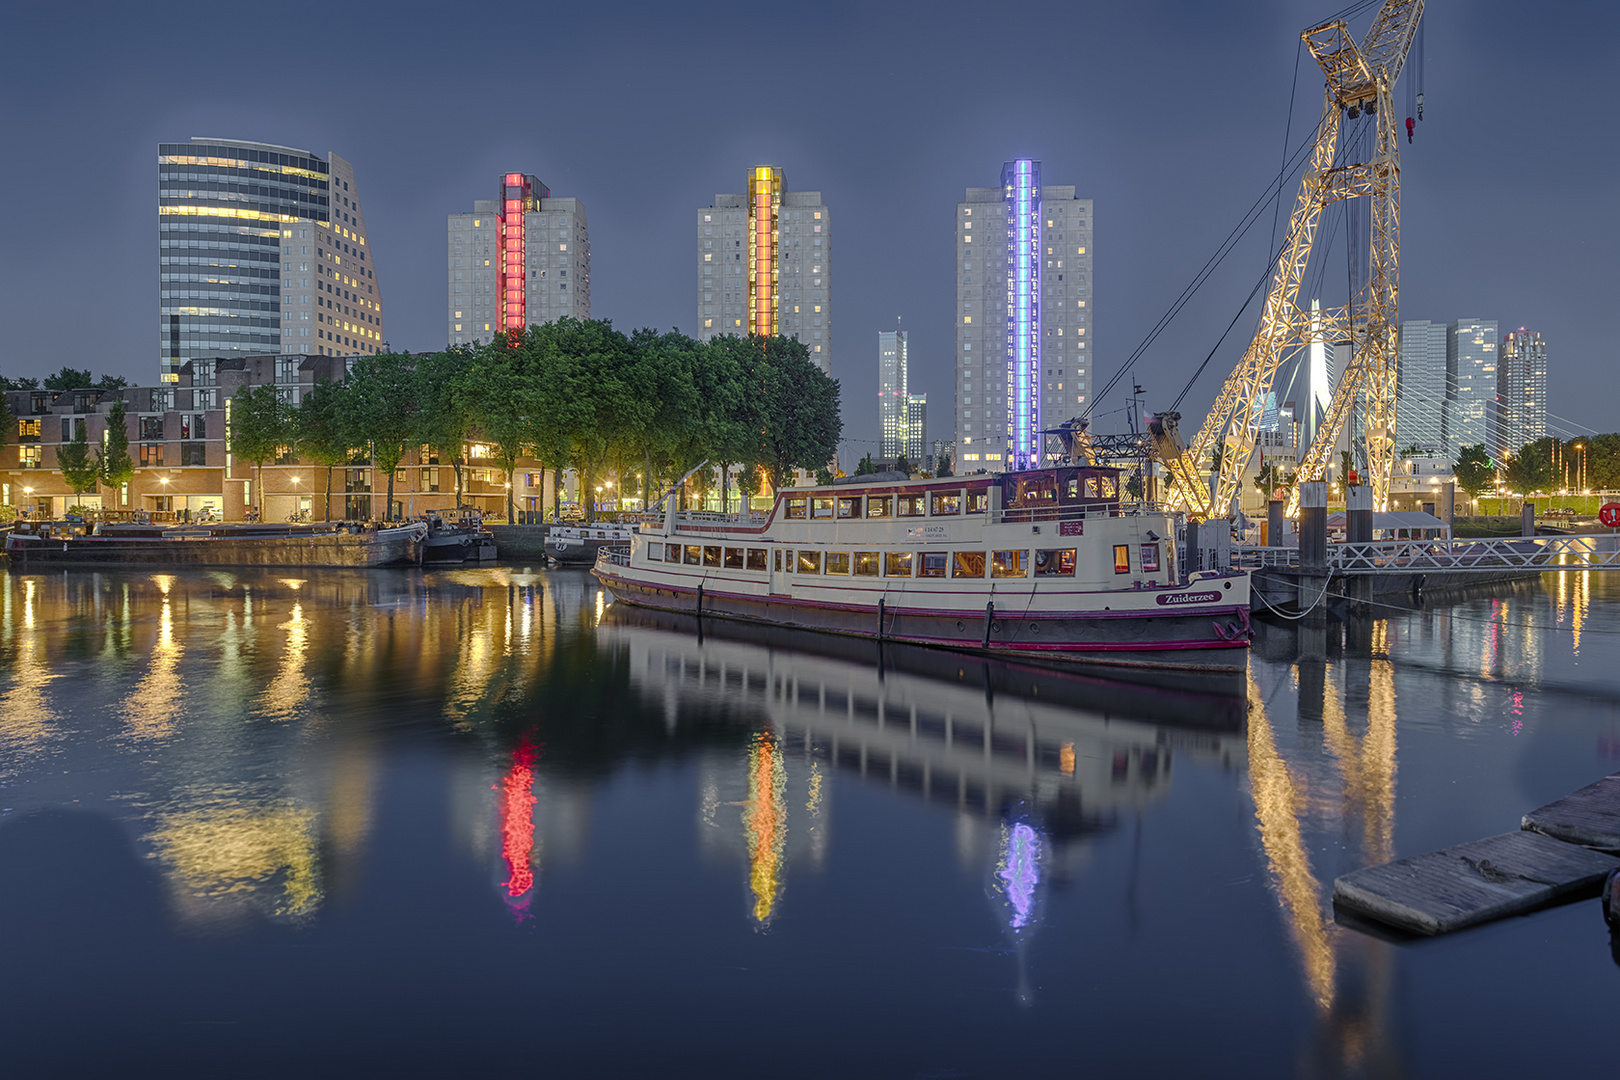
[[684, 545, 702, 565], [773, 548, 783, 571], [665, 543, 681, 563], [1099, 476, 1117, 499], [1114, 545, 1132, 574], [836, 496, 861, 519], [825, 552, 850, 574], [811, 496, 835, 519], [1141, 544, 1160, 573], [422, 467, 440, 492], [866, 495, 893, 518], [1036, 549, 1077, 576], [785, 497, 807, 519], [703, 546, 722, 567], [884, 551, 912, 577], [966, 491, 989, 514], [952, 551, 986, 578], [931, 492, 961, 516], [746, 548, 768, 572], [18, 419, 40, 439], [724, 547, 745, 569], [797, 550, 821, 574], [647, 544, 662, 561], [182, 443, 207, 466], [139, 443, 164, 466], [20, 445, 41, 468], [897, 494, 925, 517], [992, 550, 1028, 578], [918, 552, 947, 578]]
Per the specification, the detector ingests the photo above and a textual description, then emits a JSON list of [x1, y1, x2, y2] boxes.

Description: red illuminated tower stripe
[[499, 173, 545, 341]]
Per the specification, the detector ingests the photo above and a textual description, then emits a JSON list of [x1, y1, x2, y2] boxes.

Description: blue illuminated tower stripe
[[1001, 160, 1041, 470]]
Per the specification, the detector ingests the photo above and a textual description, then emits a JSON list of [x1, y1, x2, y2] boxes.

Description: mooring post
[[1268, 499, 1285, 547], [1346, 483, 1373, 609], [1441, 481, 1456, 537], [1521, 500, 1536, 538], [1299, 480, 1328, 611]]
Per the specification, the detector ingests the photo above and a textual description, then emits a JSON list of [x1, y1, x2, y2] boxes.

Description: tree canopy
[[56, 420, 99, 496], [96, 400, 134, 491]]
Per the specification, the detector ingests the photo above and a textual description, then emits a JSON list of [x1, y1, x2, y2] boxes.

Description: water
[[1, 565, 1617, 1076]]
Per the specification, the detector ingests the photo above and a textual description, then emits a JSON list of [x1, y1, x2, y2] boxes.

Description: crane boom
[[1160, 0, 1424, 520]]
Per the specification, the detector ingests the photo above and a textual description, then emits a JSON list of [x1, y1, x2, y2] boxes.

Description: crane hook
[[1406, 117, 1415, 143]]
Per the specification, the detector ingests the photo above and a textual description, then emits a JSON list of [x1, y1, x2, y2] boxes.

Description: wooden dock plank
[[1522, 772, 1620, 850], [1332, 831, 1620, 936]]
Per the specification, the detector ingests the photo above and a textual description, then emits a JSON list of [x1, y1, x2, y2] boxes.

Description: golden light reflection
[[1320, 664, 1398, 867], [122, 583, 184, 742], [259, 600, 310, 721], [149, 803, 322, 919], [0, 578, 61, 769], [742, 730, 788, 924], [1246, 668, 1336, 1012]]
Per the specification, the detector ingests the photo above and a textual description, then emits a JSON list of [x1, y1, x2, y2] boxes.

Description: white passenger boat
[[591, 466, 1252, 671]]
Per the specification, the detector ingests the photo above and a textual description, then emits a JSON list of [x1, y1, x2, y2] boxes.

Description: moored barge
[[4, 519, 424, 568], [592, 466, 1251, 671]]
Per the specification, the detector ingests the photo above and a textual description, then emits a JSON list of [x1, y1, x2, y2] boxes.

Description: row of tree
[[1456, 436, 1620, 497], [228, 320, 842, 522]]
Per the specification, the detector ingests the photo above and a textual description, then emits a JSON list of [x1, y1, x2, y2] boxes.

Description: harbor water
[[1, 565, 1617, 1075]]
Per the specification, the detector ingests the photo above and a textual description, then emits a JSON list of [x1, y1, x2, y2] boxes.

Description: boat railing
[[598, 546, 631, 568], [663, 510, 768, 527], [994, 501, 1173, 525]]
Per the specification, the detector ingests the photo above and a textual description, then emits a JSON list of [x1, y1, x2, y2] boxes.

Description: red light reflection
[[501, 740, 538, 904]]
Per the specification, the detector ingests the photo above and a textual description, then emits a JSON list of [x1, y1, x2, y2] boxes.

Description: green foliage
[[44, 366, 95, 391], [0, 375, 39, 390], [936, 454, 953, 479], [295, 380, 355, 520], [1455, 444, 1494, 497], [96, 399, 134, 490], [894, 454, 912, 476], [56, 419, 99, 495], [230, 384, 289, 516], [1501, 437, 1558, 494], [414, 347, 477, 508], [815, 466, 836, 486], [854, 454, 877, 476], [342, 351, 420, 520]]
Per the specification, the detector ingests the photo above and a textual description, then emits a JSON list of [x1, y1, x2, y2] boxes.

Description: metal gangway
[[1235, 533, 1620, 575]]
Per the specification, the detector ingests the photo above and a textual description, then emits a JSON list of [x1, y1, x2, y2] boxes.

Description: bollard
[[1346, 484, 1373, 543], [1268, 500, 1286, 547], [1441, 482, 1456, 535], [1522, 501, 1536, 538], [1299, 481, 1327, 572]]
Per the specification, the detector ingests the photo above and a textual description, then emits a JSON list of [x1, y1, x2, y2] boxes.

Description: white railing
[[993, 501, 1173, 525], [597, 546, 631, 567], [1235, 533, 1620, 575]]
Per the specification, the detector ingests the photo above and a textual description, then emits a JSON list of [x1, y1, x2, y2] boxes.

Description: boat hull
[[5, 528, 420, 569], [593, 566, 1251, 672]]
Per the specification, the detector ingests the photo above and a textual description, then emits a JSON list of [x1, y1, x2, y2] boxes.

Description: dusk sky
[[3, 0, 1615, 458]]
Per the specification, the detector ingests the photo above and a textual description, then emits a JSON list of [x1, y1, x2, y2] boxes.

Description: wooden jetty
[[1332, 773, 1620, 936]]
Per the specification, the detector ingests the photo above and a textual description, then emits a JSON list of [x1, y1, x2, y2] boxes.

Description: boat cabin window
[[931, 492, 961, 516], [854, 551, 880, 576], [1113, 545, 1132, 574], [774, 549, 783, 571], [866, 495, 893, 518], [647, 544, 662, 561], [1014, 477, 1057, 504], [811, 497, 835, 519], [666, 543, 682, 562], [966, 490, 989, 514], [685, 545, 703, 565], [786, 497, 807, 520], [918, 552, 947, 578], [724, 547, 745, 569], [703, 546, 722, 567], [1140, 544, 1160, 573], [1035, 549, 1076, 576], [746, 548, 768, 571], [884, 551, 912, 577], [797, 550, 821, 574], [836, 497, 861, 519], [952, 551, 986, 578], [897, 494, 925, 517], [992, 550, 1027, 578], [1084, 476, 1099, 498], [1099, 476, 1117, 499], [825, 552, 850, 574], [1065, 475, 1081, 499]]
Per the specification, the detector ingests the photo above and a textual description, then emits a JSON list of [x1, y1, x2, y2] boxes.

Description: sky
[[3, 0, 1617, 459]]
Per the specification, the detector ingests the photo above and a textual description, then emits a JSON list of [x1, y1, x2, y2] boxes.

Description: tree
[[1501, 437, 1557, 495], [1584, 433, 1620, 491], [1455, 444, 1494, 499], [894, 454, 912, 476], [746, 337, 841, 493], [44, 366, 95, 391], [230, 384, 288, 518], [815, 466, 836, 486], [936, 453, 953, 479], [296, 380, 354, 520], [56, 419, 99, 498], [96, 399, 134, 493], [414, 348, 477, 508], [343, 351, 420, 521], [855, 453, 878, 476], [0, 375, 40, 390]]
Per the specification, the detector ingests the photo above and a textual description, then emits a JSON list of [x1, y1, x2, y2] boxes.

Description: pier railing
[[1234, 533, 1620, 574]]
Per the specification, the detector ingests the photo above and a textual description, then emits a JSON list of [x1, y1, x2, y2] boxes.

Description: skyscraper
[[878, 329, 908, 458], [697, 168, 830, 373], [1447, 318, 1497, 453], [447, 173, 590, 345], [1494, 328, 1548, 455], [1396, 319, 1448, 451], [905, 394, 927, 465], [955, 161, 1091, 471], [158, 137, 384, 382]]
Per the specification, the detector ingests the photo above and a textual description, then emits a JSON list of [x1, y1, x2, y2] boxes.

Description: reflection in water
[[501, 739, 539, 910], [123, 575, 185, 741], [260, 585, 310, 722], [0, 578, 60, 772], [743, 731, 788, 924], [995, 822, 1042, 931], [149, 802, 321, 922]]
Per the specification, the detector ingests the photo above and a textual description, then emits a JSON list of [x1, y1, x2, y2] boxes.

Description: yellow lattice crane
[[1155, 0, 1424, 520]]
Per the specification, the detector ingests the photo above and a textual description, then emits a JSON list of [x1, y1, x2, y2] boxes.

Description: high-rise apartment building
[[1396, 319, 1448, 452], [1494, 327, 1548, 455], [906, 394, 927, 465], [697, 168, 831, 373], [955, 161, 1091, 471], [158, 137, 383, 382], [447, 173, 590, 345], [1446, 318, 1497, 453], [878, 329, 908, 458]]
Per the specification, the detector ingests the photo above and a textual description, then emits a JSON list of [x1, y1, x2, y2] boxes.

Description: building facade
[[955, 161, 1091, 471], [1494, 327, 1548, 455], [878, 329, 908, 458], [1446, 318, 1497, 455], [697, 168, 830, 373], [447, 173, 590, 346], [1396, 319, 1448, 453], [158, 137, 384, 383], [905, 394, 927, 465]]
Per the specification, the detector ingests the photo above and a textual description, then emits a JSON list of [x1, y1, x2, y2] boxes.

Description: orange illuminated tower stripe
[[746, 167, 782, 338]]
